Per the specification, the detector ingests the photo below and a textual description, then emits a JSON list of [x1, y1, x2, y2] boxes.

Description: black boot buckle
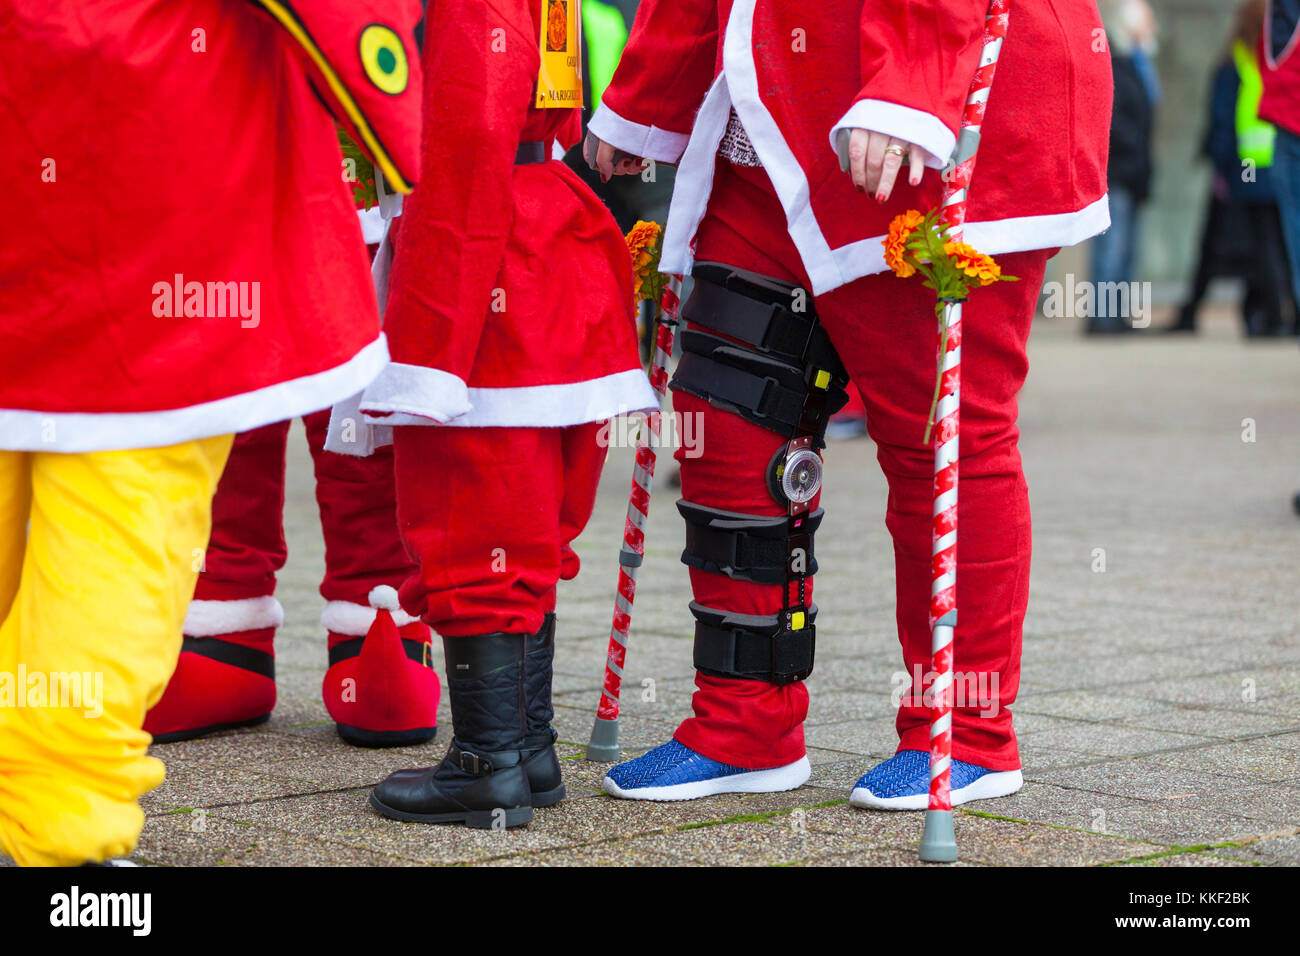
[[453, 746, 493, 775]]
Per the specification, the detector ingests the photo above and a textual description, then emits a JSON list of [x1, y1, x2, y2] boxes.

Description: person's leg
[[1247, 202, 1289, 335], [813, 251, 1048, 808], [1089, 186, 1135, 332], [0, 451, 32, 624], [304, 409, 439, 747], [1271, 128, 1300, 304], [602, 161, 832, 799], [372, 424, 589, 827], [144, 421, 290, 741], [0, 436, 231, 866], [1168, 194, 1224, 332]]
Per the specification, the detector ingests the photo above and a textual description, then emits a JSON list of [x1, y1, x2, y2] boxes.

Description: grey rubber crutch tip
[[585, 716, 621, 762], [919, 809, 958, 863]]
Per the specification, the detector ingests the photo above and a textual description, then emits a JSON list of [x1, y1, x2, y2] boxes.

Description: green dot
[[377, 47, 397, 74]]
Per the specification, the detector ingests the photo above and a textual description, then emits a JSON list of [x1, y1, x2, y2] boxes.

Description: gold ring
[[883, 144, 907, 157]]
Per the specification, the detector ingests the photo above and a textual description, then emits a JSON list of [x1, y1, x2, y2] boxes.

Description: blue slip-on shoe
[[849, 749, 1023, 811], [602, 738, 810, 802]]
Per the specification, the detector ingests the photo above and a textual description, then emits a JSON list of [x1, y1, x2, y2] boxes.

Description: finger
[[876, 139, 904, 203], [849, 129, 870, 193], [595, 140, 616, 181], [908, 144, 925, 186], [614, 155, 646, 176], [864, 131, 889, 197]]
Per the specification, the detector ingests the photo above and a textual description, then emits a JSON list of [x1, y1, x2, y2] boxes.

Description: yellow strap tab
[[813, 369, 831, 390], [790, 610, 806, 631], [537, 0, 583, 109]]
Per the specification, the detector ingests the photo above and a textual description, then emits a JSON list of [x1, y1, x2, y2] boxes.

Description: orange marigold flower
[[943, 240, 1002, 286], [883, 209, 925, 278], [626, 220, 663, 301]]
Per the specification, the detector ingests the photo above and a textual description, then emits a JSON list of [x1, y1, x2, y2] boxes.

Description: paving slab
[[124, 310, 1300, 865]]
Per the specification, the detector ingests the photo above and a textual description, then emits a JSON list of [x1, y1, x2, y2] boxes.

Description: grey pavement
[[133, 306, 1300, 866]]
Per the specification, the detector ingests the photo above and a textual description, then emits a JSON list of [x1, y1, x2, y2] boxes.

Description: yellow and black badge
[[536, 0, 582, 108], [359, 23, 409, 95]]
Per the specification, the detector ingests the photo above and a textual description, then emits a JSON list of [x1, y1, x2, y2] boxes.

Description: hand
[[843, 129, 925, 203], [583, 130, 647, 182]]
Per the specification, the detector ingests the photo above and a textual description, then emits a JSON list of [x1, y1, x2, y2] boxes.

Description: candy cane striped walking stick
[[918, 0, 1011, 864], [586, 276, 682, 761]]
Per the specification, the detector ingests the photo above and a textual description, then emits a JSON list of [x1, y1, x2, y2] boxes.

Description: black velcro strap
[[328, 637, 432, 668], [677, 500, 822, 585], [515, 141, 547, 164], [672, 329, 809, 437], [683, 276, 815, 364], [181, 636, 275, 680], [690, 603, 817, 685], [685, 265, 849, 383]]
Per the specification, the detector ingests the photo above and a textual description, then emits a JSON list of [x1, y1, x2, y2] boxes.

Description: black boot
[[369, 633, 533, 829], [521, 613, 565, 807]]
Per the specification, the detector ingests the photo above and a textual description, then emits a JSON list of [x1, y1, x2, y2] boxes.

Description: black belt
[[328, 636, 433, 668], [515, 141, 548, 165]]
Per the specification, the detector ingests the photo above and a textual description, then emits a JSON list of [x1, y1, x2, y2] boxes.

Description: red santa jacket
[[356, 0, 655, 429], [0, 0, 422, 452], [590, 0, 1113, 295], [1260, 0, 1300, 137]]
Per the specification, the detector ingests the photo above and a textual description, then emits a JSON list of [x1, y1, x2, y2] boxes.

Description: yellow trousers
[[0, 435, 232, 866]]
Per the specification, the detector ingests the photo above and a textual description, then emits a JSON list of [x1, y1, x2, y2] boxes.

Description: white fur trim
[[589, 104, 692, 164], [659, 73, 733, 278], [825, 194, 1113, 287], [828, 100, 956, 171], [324, 388, 393, 456], [446, 369, 657, 428], [358, 362, 472, 426], [184, 596, 284, 637], [321, 599, 418, 637], [357, 206, 386, 244], [369, 585, 400, 611], [0, 336, 390, 453], [551, 140, 568, 161]]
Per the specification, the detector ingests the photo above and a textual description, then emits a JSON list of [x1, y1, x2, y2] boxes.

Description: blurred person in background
[[1261, 0, 1300, 300], [1091, 0, 1160, 335], [1167, 0, 1294, 336], [1257, 0, 1300, 513]]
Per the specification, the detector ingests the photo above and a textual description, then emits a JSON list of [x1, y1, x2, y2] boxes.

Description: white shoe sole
[[603, 755, 811, 802], [849, 769, 1023, 811]]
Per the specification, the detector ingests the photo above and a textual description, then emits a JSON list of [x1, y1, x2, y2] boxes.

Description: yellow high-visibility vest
[[1233, 39, 1276, 168]]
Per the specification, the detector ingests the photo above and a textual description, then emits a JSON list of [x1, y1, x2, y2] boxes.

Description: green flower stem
[[923, 298, 963, 445]]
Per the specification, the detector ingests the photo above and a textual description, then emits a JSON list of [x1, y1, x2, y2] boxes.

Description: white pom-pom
[[369, 585, 400, 611]]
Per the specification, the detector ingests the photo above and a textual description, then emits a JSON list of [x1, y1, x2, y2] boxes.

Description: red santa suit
[[345, 0, 657, 638], [588, 0, 1111, 772], [0, 0, 425, 450], [0, 0, 423, 864]]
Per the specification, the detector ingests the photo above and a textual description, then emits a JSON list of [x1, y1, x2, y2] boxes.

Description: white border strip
[[184, 596, 284, 637], [589, 104, 692, 164], [0, 336, 390, 453]]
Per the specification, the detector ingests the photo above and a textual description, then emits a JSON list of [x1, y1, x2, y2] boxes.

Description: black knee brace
[[677, 500, 822, 585], [671, 263, 850, 444], [691, 602, 817, 685], [671, 263, 848, 685]]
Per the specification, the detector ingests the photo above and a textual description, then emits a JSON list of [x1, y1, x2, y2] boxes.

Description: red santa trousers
[[672, 159, 1049, 772], [197, 410, 415, 615], [393, 422, 607, 638]]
